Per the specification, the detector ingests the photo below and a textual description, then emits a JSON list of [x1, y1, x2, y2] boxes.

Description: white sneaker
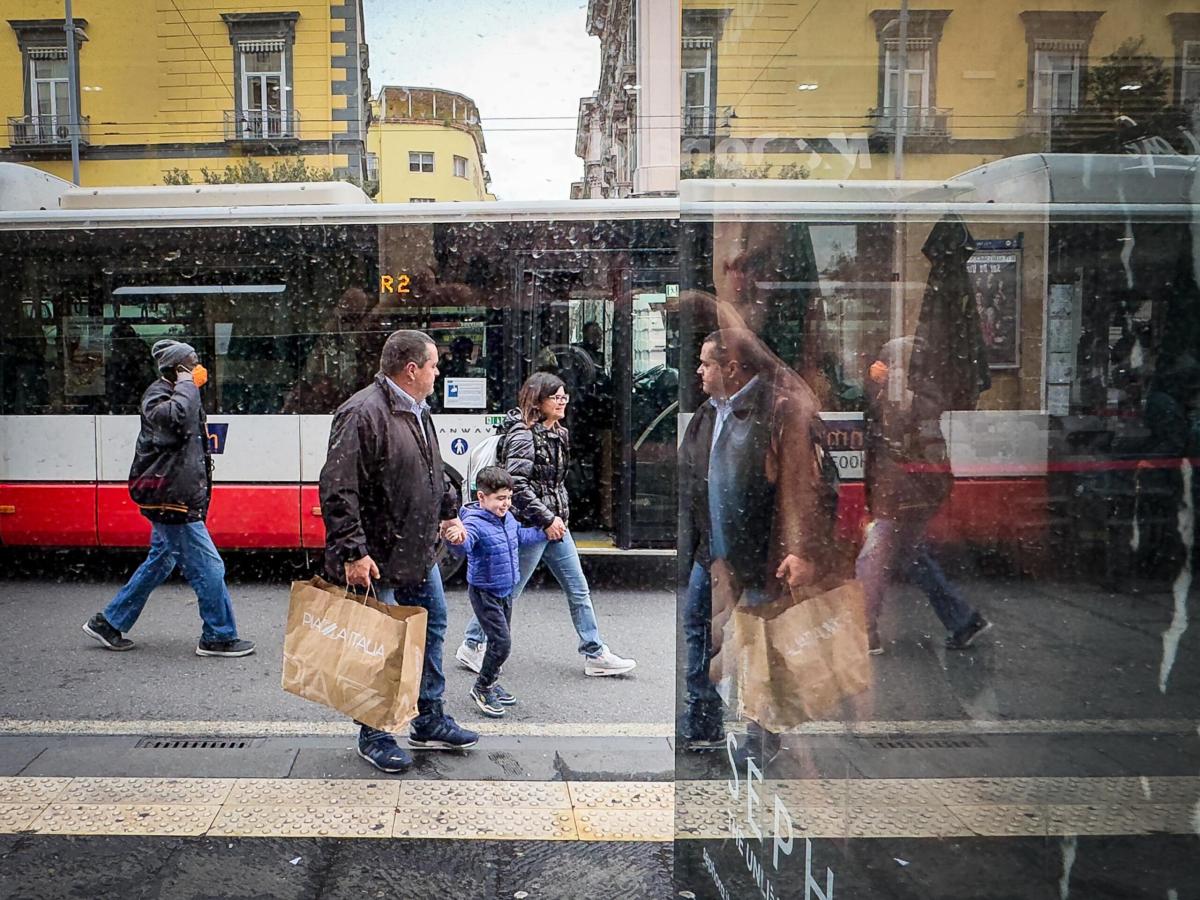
[[455, 640, 484, 674], [584, 647, 637, 677]]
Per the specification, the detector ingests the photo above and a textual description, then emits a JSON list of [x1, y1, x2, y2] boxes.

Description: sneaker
[[867, 626, 883, 656], [470, 684, 506, 718], [408, 715, 479, 751], [82, 614, 134, 651], [357, 731, 413, 774], [492, 683, 517, 706], [455, 640, 485, 674], [584, 646, 637, 677], [195, 638, 256, 658], [945, 616, 993, 651]]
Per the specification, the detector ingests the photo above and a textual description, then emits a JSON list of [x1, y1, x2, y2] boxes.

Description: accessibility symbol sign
[[451, 438, 468, 455]]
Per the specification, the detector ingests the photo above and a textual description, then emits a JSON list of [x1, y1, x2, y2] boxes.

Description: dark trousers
[[467, 584, 513, 688]]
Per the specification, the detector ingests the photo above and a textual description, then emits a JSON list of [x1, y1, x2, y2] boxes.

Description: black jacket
[[127, 377, 212, 523], [499, 409, 570, 529], [320, 374, 459, 587]]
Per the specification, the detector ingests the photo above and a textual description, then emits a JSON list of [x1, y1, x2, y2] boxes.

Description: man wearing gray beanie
[[83, 339, 255, 657]]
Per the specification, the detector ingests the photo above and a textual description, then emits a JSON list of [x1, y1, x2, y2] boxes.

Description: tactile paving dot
[[932, 777, 1141, 807], [33, 804, 220, 836], [948, 804, 1048, 837], [0, 804, 47, 831], [209, 805, 393, 838], [675, 780, 733, 808], [1140, 777, 1200, 804], [847, 805, 965, 839], [848, 780, 941, 807], [0, 778, 71, 805], [777, 807, 847, 839], [675, 806, 733, 839], [573, 808, 673, 841], [59, 778, 233, 806], [1045, 803, 1195, 836], [226, 779, 399, 807], [398, 780, 570, 809], [392, 807, 577, 840], [568, 782, 673, 810], [768, 779, 848, 808]]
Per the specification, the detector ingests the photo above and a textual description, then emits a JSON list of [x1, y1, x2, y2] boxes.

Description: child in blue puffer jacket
[[449, 465, 547, 717]]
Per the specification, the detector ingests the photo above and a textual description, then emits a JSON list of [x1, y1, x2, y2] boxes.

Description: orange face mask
[[191, 364, 209, 389]]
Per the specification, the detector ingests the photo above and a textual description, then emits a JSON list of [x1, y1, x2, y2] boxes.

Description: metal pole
[[893, 0, 908, 181], [64, 0, 81, 185], [888, 0, 910, 400]]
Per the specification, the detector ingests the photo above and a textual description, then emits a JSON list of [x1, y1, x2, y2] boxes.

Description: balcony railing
[[8, 114, 91, 148], [683, 106, 712, 137], [223, 108, 300, 143], [1020, 107, 1077, 135], [868, 106, 952, 137]]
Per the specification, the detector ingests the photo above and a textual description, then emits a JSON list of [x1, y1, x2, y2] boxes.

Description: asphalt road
[[0, 553, 676, 729], [2, 549, 1198, 730]]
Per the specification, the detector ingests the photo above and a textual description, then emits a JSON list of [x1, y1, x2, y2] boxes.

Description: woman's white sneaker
[[584, 647, 637, 676], [455, 640, 485, 674]]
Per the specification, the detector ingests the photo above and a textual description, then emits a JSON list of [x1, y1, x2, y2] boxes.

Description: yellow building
[[681, 0, 1200, 181], [368, 86, 494, 202], [0, 0, 371, 187]]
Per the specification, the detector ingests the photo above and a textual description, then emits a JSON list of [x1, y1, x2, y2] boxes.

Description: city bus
[[0, 168, 681, 569], [2, 154, 1196, 586]]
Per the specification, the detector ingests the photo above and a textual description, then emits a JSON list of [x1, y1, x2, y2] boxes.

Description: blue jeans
[[377, 566, 447, 726], [682, 562, 722, 728], [464, 528, 604, 657], [104, 520, 238, 643], [855, 516, 976, 635]]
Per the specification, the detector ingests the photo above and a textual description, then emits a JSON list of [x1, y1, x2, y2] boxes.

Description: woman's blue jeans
[[463, 528, 605, 657]]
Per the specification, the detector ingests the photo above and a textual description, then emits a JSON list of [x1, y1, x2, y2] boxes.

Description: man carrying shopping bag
[[680, 327, 866, 757], [319, 330, 478, 773]]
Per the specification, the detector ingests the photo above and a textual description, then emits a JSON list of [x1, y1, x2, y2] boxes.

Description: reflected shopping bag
[[732, 579, 871, 732], [281, 577, 427, 732]]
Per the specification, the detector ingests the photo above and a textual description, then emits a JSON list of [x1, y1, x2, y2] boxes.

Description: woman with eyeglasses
[[456, 372, 637, 679]]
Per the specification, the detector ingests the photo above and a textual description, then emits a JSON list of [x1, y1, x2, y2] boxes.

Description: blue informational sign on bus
[[206, 422, 228, 455]]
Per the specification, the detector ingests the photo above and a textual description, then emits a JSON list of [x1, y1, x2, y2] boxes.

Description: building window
[[1032, 47, 1082, 111], [30, 53, 70, 125], [410, 197, 435, 203], [1019, 11, 1102, 121], [8, 19, 88, 146], [453, 155, 468, 178], [221, 12, 299, 140], [1183, 41, 1200, 106], [682, 39, 713, 136], [365, 152, 379, 181], [883, 43, 931, 114], [1170, 16, 1200, 109], [681, 9, 728, 141], [410, 152, 434, 173], [869, 10, 950, 136]]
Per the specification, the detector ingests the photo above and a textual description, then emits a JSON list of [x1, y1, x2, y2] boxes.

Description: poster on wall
[[966, 246, 1021, 369]]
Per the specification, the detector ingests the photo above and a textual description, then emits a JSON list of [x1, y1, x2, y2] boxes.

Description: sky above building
[[363, 0, 600, 200]]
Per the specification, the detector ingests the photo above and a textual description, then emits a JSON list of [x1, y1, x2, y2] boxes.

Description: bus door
[[522, 249, 678, 550]]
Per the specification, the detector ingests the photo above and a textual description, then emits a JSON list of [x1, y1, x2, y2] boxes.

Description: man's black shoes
[[83, 614, 134, 651]]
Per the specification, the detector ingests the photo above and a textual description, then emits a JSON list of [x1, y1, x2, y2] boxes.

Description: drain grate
[[867, 736, 987, 750], [135, 737, 265, 750]]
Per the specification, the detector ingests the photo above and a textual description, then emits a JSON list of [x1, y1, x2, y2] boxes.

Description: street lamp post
[[64, 0, 81, 185]]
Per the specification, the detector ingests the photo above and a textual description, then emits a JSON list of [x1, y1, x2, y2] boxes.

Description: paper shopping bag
[[282, 577, 427, 732], [733, 579, 871, 732]]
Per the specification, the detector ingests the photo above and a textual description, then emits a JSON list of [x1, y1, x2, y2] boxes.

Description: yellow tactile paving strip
[[674, 776, 1200, 839], [0, 777, 673, 841], [0, 776, 1195, 841]]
